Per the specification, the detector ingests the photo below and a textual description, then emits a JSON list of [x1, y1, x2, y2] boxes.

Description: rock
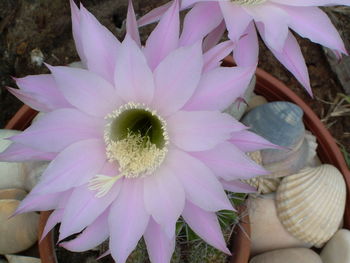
[[250, 248, 322, 263], [0, 188, 27, 200], [0, 200, 39, 254], [321, 229, 350, 263], [23, 161, 49, 191], [0, 130, 26, 190], [247, 95, 268, 112], [248, 194, 311, 256], [5, 255, 40, 263]]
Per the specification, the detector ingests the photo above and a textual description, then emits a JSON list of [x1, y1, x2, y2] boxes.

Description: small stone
[[5, 255, 40, 263], [0, 130, 26, 190], [248, 194, 311, 256], [250, 248, 322, 263], [0, 188, 27, 200], [30, 48, 44, 66], [23, 161, 49, 191], [247, 95, 268, 112], [0, 200, 39, 254], [321, 229, 350, 263]]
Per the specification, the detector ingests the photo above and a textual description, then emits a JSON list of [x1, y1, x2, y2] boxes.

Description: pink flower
[[140, 0, 349, 95], [1, 1, 274, 262]]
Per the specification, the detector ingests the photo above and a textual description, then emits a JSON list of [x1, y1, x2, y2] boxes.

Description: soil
[[0, 1, 349, 263]]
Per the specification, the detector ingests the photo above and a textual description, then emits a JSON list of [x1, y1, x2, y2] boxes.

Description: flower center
[[231, 0, 266, 6], [89, 102, 168, 197]]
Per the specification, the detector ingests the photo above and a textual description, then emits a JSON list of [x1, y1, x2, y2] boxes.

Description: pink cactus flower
[[139, 0, 350, 95], [0, 1, 276, 262]]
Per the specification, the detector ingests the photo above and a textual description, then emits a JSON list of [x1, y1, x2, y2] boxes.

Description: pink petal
[[257, 24, 311, 94], [10, 108, 104, 153], [70, 0, 87, 66], [167, 149, 233, 212], [233, 22, 259, 67], [109, 179, 150, 263], [230, 130, 281, 152], [220, 179, 257, 193], [179, 2, 222, 47], [182, 201, 231, 254], [0, 142, 56, 162], [181, 0, 225, 8], [137, 2, 172, 27], [60, 210, 109, 251], [48, 65, 121, 117], [126, 0, 141, 47], [219, 2, 253, 42], [144, 0, 180, 70], [79, 4, 121, 83], [144, 162, 185, 237], [203, 21, 226, 52], [59, 177, 122, 241], [144, 218, 176, 263], [15, 190, 71, 214], [152, 42, 203, 116], [114, 35, 155, 105], [167, 111, 245, 152], [184, 66, 255, 111], [11, 74, 70, 112], [202, 40, 234, 73], [270, 0, 350, 6], [247, 3, 290, 51], [30, 139, 106, 195], [282, 6, 347, 54], [41, 209, 64, 241], [192, 142, 269, 181]]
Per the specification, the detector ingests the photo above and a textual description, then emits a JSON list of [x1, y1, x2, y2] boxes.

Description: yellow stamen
[[89, 102, 169, 197]]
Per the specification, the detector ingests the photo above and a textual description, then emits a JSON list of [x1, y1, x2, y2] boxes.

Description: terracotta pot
[[5, 66, 350, 263]]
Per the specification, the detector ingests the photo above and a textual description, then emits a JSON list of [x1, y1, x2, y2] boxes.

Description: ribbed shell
[[276, 165, 346, 247], [246, 177, 281, 194]]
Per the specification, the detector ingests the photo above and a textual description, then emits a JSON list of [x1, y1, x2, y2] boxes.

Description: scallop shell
[[276, 164, 346, 247], [246, 177, 281, 194], [0, 199, 39, 254], [244, 151, 280, 194]]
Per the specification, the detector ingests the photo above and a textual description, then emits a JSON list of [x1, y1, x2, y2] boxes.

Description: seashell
[[242, 102, 305, 147], [246, 177, 281, 194], [242, 102, 317, 178], [249, 194, 312, 255], [244, 151, 280, 194], [225, 75, 256, 120], [247, 95, 268, 112], [0, 200, 39, 254], [22, 161, 49, 191], [0, 130, 26, 190], [5, 255, 41, 263], [276, 164, 346, 247], [262, 132, 318, 178], [247, 151, 263, 165], [0, 188, 27, 200]]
